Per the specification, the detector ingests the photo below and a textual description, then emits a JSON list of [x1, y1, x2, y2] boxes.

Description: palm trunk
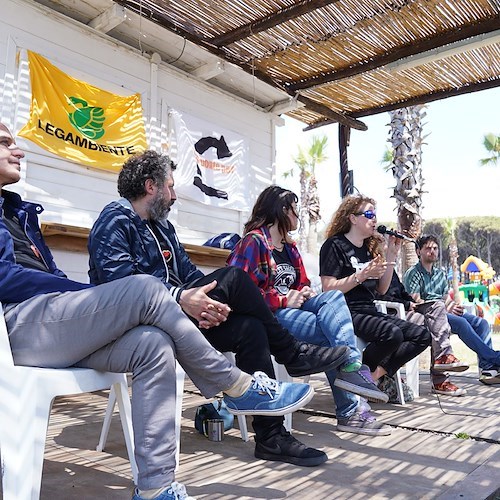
[[298, 170, 308, 252], [388, 106, 426, 274]]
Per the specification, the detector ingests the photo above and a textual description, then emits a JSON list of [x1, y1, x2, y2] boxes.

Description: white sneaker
[[479, 369, 500, 385]]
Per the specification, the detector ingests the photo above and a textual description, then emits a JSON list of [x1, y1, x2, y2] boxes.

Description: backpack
[[203, 233, 241, 250]]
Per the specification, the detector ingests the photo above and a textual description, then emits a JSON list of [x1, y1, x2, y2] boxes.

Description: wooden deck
[[15, 365, 499, 500]]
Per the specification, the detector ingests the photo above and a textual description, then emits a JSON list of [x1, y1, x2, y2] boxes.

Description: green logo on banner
[[68, 97, 106, 140]]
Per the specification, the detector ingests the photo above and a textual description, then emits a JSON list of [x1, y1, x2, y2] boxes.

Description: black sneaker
[[285, 343, 351, 377], [254, 427, 327, 467]]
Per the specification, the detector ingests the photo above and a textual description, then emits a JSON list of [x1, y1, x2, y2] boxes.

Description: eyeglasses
[[354, 210, 377, 220]]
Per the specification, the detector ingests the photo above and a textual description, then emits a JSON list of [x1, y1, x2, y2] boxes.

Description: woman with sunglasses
[[227, 186, 392, 437], [320, 195, 430, 386]]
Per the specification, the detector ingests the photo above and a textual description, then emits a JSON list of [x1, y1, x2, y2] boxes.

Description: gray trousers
[[5, 275, 240, 490], [406, 300, 453, 385]]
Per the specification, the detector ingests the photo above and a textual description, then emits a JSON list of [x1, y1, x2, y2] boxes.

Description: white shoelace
[[168, 481, 196, 500], [251, 371, 280, 400]]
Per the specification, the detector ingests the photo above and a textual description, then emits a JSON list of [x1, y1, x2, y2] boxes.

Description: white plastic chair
[[0, 302, 137, 500], [99, 362, 186, 468], [373, 300, 420, 401]]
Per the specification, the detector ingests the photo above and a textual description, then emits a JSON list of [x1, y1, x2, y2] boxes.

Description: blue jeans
[[447, 312, 499, 370], [275, 290, 360, 419]]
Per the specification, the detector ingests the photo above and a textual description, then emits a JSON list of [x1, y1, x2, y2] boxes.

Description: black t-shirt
[[272, 247, 296, 296], [319, 234, 377, 311], [2, 206, 49, 272], [147, 220, 183, 287]]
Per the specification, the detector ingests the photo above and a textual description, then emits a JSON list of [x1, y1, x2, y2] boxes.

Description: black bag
[[194, 399, 234, 436]]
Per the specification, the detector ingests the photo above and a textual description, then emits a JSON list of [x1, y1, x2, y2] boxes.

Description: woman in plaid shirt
[[227, 185, 392, 436]]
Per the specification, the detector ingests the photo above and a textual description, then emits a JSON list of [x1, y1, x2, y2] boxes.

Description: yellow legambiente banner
[[19, 51, 147, 172]]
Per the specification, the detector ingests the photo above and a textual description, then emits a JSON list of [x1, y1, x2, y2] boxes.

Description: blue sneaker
[[132, 481, 195, 500], [223, 371, 314, 416]]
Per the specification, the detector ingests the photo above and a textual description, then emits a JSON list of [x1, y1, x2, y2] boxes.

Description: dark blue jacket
[[88, 199, 204, 301], [0, 190, 91, 304]]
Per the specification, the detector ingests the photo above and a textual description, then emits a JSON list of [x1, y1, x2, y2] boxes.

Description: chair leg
[[272, 357, 293, 432], [0, 395, 51, 500], [236, 415, 249, 442], [113, 379, 138, 484], [221, 352, 250, 441], [175, 363, 185, 470], [394, 370, 406, 405], [405, 357, 420, 398], [96, 387, 116, 453]]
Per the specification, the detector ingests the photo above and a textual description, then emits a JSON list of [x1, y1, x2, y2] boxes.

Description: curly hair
[[244, 185, 298, 240], [325, 194, 384, 257], [118, 150, 176, 201]]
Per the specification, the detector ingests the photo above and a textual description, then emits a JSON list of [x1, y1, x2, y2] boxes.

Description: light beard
[[148, 192, 171, 221]]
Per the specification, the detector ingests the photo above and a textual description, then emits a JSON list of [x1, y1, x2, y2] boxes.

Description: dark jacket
[[0, 190, 90, 304], [376, 270, 415, 311], [88, 199, 204, 301]]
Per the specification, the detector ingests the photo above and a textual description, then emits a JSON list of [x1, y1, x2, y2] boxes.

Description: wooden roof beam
[[288, 17, 500, 92], [297, 96, 367, 131], [209, 0, 341, 47], [303, 78, 500, 130]]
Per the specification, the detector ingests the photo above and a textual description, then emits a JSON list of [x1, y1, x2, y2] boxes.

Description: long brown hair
[[325, 194, 384, 257], [244, 185, 298, 241]]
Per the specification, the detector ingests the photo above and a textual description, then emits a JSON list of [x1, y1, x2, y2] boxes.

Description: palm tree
[[444, 218, 461, 304], [479, 133, 499, 167], [386, 106, 427, 273], [283, 135, 328, 253]]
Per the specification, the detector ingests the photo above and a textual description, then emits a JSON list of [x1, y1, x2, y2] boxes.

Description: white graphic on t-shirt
[[274, 262, 296, 295], [350, 256, 369, 273]]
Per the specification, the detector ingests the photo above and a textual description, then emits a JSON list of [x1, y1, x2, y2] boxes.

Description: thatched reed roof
[[37, 0, 500, 130]]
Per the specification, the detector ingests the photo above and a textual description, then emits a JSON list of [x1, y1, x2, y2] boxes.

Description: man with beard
[[88, 150, 366, 467], [0, 123, 317, 500]]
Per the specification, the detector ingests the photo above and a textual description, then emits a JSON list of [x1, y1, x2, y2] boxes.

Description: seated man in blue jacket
[[0, 123, 318, 500], [88, 150, 377, 467]]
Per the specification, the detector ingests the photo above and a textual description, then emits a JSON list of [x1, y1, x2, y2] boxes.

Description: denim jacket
[[88, 199, 204, 301], [0, 190, 91, 304]]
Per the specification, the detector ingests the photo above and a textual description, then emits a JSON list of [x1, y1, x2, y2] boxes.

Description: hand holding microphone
[[377, 225, 415, 242]]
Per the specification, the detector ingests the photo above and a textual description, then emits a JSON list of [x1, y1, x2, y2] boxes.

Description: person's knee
[[382, 326, 404, 346], [128, 326, 176, 371], [225, 265, 251, 285], [321, 289, 345, 304]]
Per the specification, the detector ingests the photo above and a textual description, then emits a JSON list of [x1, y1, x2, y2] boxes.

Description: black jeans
[[350, 308, 430, 377], [186, 266, 297, 441]]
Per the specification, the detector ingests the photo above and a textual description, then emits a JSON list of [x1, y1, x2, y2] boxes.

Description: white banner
[[170, 110, 249, 210]]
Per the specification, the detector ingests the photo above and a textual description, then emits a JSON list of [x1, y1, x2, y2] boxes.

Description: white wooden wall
[[0, 0, 276, 282]]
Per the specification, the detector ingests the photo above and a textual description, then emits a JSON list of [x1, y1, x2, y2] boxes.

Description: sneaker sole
[[431, 389, 467, 396], [336, 424, 392, 436], [433, 364, 469, 372], [227, 386, 315, 416], [479, 377, 500, 385], [254, 448, 328, 467], [334, 378, 389, 403], [286, 348, 351, 377]]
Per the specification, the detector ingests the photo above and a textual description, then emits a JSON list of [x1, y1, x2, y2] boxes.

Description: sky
[[275, 86, 499, 232]]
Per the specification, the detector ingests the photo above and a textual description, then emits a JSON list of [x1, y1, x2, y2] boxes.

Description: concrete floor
[[7, 369, 498, 500]]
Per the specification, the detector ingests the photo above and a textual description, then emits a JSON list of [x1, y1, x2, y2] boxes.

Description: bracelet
[[354, 274, 362, 285]]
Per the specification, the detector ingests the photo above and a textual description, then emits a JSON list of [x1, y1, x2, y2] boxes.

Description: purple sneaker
[[334, 364, 389, 403], [337, 409, 392, 436]]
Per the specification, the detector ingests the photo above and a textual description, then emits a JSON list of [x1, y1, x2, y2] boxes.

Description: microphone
[[377, 225, 414, 242]]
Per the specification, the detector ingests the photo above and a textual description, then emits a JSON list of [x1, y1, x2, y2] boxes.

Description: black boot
[[255, 426, 327, 467], [284, 342, 351, 377]]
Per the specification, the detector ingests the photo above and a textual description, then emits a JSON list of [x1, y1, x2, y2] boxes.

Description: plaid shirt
[[403, 261, 448, 300], [227, 226, 309, 312]]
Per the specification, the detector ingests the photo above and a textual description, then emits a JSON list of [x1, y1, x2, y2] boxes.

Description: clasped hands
[[179, 280, 231, 329], [286, 286, 316, 309]]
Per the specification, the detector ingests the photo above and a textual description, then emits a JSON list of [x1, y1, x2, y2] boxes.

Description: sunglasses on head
[[354, 210, 377, 219]]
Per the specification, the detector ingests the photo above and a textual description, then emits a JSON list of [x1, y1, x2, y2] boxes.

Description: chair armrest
[[374, 300, 406, 320]]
